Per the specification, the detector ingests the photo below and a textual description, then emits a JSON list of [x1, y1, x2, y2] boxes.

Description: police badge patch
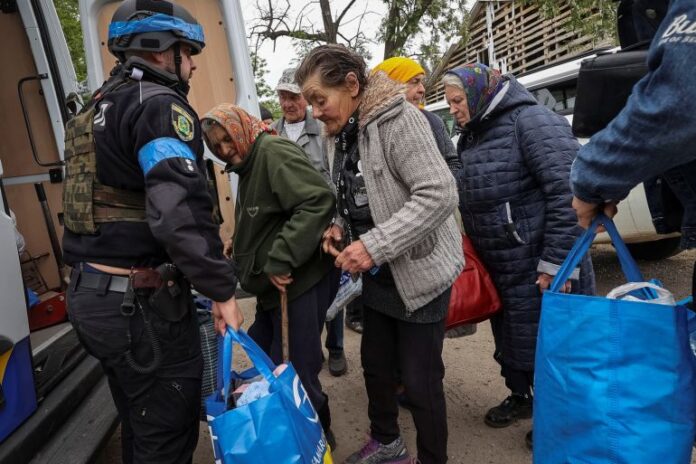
[[171, 103, 194, 141]]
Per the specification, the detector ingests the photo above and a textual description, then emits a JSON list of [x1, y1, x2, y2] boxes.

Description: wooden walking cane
[[281, 291, 289, 362]]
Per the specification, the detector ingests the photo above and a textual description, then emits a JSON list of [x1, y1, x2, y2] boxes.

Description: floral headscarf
[[201, 103, 276, 161], [445, 64, 504, 121]]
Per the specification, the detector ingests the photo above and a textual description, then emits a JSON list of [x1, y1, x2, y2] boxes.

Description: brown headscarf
[[201, 103, 276, 160]]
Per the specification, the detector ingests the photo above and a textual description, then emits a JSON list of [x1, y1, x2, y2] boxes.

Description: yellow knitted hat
[[372, 56, 426, 84]]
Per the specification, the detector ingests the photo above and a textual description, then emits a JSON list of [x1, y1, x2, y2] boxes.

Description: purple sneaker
[[344, 436, 412, 464]]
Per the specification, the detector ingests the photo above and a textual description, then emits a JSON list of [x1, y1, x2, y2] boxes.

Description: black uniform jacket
[[63, 75, 236, 301]]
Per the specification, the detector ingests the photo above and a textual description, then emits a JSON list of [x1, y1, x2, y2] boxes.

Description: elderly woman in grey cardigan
[[296, 44, 463, 464]]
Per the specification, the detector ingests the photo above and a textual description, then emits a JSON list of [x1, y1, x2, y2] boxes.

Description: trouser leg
[[325, 309, 345, 353], [347, 296, 364, 324], [67, 276, 202, 464], [361, 304, 400, 444], [397, 317, 448, 464], [252, 271, 336, 431], [501, 364, 534, 396]]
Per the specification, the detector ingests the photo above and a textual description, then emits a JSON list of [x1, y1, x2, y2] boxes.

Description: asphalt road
[[96, 246, 696, 464]]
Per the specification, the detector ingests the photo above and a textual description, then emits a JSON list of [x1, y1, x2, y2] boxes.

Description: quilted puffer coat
[[456, 76, 596, 371]]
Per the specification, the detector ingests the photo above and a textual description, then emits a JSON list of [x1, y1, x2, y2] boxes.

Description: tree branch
[[336, 0, 359, 27]]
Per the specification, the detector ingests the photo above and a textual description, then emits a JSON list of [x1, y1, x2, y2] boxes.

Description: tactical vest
[[63, 80, 178, 234]]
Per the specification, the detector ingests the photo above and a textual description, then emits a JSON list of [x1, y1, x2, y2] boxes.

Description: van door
[[0, 0, 78, 444]]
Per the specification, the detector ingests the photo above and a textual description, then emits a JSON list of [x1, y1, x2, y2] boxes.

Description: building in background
[[425, 0, 615, 104]]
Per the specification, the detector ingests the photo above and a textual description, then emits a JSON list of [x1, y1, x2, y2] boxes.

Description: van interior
[[0, 0, 248, 461]]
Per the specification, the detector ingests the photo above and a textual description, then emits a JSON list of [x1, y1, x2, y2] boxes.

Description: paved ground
[[96, 246, 696, 463]]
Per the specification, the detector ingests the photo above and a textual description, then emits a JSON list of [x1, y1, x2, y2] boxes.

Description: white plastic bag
[[606, 281, 676, 306], [326, 271, 362, 321]]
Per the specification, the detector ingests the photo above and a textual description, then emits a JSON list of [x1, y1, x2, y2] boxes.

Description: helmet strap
[[172, 42, 190, 95]]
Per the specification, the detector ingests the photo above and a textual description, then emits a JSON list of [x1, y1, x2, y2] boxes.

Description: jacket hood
[[358, 71, 407, 128], [466, 76, 537, 131]]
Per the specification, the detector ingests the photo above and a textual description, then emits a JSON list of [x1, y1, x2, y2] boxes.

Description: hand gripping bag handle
[[550, 214, 644, 293], [221, 327, 277, 401]]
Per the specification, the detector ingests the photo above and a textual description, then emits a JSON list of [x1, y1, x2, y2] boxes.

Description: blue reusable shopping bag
[[205, 328, 332, 464], [534, 215, 696, 464]]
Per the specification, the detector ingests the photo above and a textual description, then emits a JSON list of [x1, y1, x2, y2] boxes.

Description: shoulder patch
[[171, 103, 194, 141]]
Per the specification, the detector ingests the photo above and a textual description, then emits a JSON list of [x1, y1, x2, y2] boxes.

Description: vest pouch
[[63, 109, 99, 234], [572, 49, 649, 138]]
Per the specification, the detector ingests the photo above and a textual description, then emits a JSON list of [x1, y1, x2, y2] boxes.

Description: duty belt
[[74, 268, 162, 294]]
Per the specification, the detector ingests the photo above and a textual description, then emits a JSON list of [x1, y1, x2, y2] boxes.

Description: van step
[[33, 328, 86, 400], [29, 377, 118, 464], [0, 355, 103, 463]]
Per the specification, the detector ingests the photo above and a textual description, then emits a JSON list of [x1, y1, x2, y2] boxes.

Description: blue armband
[[138, 137, 196, 176]]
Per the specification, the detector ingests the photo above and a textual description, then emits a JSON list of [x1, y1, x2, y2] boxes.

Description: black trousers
[[361, 304, 448, 464], [67, 269, 203, 464], [346, 295, 364, 324], [248, 269, 339, 431], [490, 312, 534, 395]]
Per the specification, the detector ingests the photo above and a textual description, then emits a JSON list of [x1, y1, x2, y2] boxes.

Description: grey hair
[[441, 73, 464, 90]]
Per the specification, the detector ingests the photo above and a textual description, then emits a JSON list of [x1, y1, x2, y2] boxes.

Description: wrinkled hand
[[537, 273, 571, 293], [335, 240, 375, 274], [269, 273, 293, 293], [212, 296, 244, 334], [322, 224, 344, 257], [223, 238, 233, 259], [572, 196, 618, 230]]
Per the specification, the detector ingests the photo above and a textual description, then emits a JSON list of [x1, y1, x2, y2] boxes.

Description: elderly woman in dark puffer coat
[[442, 64, 595, 447]]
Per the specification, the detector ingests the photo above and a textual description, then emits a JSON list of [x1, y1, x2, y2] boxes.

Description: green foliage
[[523, 0, 618, 43], [249, 51, 283, 120], [54, 0, 87, 83], [250, 51, 275, 100], [379, 0, 470, 69]]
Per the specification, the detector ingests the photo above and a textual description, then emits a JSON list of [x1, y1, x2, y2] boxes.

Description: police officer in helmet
[[62, 0, 242, 461]]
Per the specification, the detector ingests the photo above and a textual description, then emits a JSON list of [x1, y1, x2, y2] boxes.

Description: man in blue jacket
[[571, 0, 696, 258]]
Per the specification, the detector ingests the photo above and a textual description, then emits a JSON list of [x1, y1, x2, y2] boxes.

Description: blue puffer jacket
[[457, 76, 596, 371]]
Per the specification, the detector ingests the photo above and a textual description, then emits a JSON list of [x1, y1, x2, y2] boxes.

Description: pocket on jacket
[[234, 251, 272, 295], [407, 234, 437, 260], [497, 202, 528, 246]]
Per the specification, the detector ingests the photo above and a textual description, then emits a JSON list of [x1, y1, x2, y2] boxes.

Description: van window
[[530, 78, 577, 116]]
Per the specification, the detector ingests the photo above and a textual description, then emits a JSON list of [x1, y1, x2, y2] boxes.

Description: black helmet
[[108, 0, 205, 60]]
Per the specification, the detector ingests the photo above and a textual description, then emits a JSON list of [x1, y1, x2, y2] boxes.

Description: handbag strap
[[551, 214, 644, 292], [222, 327, 277, 400]]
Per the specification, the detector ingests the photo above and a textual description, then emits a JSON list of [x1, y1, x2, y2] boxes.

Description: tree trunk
[[382, 1, 402, 59], [319, 0, 337, 43]]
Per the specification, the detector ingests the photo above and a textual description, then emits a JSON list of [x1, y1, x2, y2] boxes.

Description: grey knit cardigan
[[355, 72, 464, 313]]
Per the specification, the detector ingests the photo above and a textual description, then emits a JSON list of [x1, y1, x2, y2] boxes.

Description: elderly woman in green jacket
[[296, 45, 464, 464], [201, 104, 339, 450]]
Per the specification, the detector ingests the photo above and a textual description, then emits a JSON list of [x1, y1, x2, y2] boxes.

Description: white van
[[0, 1, 256, 461], [425, 49, 682, 260]]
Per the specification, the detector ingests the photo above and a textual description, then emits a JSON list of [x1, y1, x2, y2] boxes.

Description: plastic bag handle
[[222, 327, 277, 400], [606, 281, 673, 301], [550, 214, 644, 292]]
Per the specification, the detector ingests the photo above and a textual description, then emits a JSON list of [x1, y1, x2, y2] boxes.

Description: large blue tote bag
[[205, 328, 332, 464], [534, 215, 696, 464]]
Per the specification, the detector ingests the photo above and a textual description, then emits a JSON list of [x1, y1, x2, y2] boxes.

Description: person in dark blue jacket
[[442, 64, 596, 445], [571, 0, 696, 255]]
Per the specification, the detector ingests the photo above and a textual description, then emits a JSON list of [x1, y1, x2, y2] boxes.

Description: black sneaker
[[328, 350, 347, 377], [525, 430, 532, 451], [484, 394, 533, 428]]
